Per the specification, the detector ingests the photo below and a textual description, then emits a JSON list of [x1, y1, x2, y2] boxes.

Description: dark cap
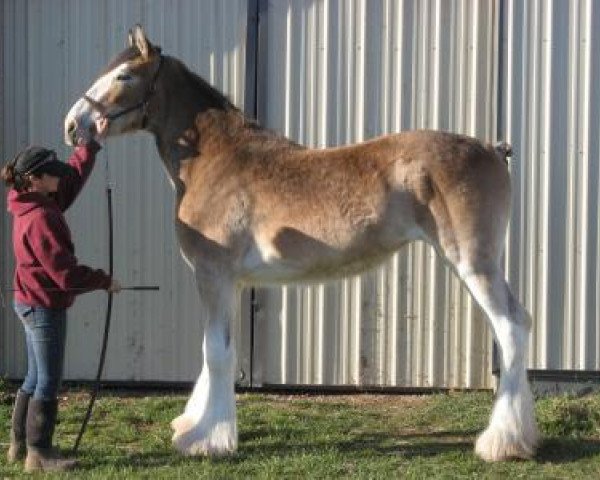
[[12, 146, 74, 178]]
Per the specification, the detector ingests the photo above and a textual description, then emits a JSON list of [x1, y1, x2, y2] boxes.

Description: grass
[[1, 384, 600, 478]]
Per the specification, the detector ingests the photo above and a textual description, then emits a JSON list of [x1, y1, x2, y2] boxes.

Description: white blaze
[[64, 62, 133, 145]]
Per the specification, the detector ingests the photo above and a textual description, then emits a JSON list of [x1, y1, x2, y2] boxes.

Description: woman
[[2, 118, 121, 473]]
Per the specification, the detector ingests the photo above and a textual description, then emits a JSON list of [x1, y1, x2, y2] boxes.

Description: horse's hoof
[[475, 426, 538, 462], [172, 419, 237, 456], [171, 413, 194, 435]]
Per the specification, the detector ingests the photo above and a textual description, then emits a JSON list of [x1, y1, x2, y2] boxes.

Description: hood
[[7, 189, 56, 217]]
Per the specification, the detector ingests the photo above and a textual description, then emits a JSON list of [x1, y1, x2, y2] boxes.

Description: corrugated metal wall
[[0, 0, 250, 381], [501, 0, 600, 371], [252, 0, 498, 388], [2, 0, 600, 389]]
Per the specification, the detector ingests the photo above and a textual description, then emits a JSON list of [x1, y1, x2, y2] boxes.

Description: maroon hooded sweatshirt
[[7, 141, 112, 309]]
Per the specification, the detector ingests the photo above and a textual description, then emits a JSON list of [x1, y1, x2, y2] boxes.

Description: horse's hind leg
[[457, 260, 539, 461]]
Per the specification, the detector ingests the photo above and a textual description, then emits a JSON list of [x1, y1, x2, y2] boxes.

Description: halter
[[84, 54, 163, 129]]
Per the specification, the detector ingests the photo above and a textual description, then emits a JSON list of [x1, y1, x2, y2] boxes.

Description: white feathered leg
[[460, 263, 539, 462], [171, 275, 238, 456]]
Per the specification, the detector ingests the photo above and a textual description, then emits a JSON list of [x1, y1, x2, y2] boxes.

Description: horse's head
[[64, 25, 162, 145]]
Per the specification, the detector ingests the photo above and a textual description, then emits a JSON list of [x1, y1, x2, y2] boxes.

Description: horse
[[64, 25, 539, 462]]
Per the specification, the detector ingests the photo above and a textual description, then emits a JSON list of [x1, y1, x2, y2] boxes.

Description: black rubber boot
[[24, 398, 77, 473], [7, 390, 31, 463]]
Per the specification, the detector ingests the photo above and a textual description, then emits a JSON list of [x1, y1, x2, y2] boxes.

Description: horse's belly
[[238, 224, 422, 285], [241, 254, 394, 285]]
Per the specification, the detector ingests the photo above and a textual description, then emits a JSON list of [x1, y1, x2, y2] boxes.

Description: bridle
[[83, 54, 163, 129]]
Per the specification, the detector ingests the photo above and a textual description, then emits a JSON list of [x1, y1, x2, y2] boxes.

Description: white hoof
[[171, 413, 194, 436], [171, 414, 237, 456], [475, 424, 539, 462]]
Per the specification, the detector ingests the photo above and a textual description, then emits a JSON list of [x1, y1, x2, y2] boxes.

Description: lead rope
[[72, 154, 114, 454]]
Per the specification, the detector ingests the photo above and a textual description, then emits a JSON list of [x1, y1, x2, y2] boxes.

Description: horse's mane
[[172, 56, 237, 112], [169, 52, 301, 150]]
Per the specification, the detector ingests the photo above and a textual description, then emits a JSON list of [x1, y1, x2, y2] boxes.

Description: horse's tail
[[493, 142, 512, 164]]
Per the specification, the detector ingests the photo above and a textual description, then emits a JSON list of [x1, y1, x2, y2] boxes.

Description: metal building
[[1, 0, 599, 390]]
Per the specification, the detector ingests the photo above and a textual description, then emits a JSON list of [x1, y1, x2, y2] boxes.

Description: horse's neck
[[151, 58, 300, 196], [153, 103, 245, 200]]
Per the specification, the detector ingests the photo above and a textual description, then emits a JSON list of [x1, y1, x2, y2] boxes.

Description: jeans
[[13, 302, 67, 401]]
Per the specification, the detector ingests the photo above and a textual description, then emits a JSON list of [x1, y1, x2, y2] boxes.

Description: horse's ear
[[133, 24, 150, 59], [127, 29, 134, 47]]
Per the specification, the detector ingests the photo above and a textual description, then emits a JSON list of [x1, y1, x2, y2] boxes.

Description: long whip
[[72, 178, 114, 454]]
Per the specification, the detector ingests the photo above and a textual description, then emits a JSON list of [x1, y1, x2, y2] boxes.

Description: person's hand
[[94, 117, 109, 139], [76, 117, 109, 146], [108, 279, 122, 293], [75, 126, 92, 146]]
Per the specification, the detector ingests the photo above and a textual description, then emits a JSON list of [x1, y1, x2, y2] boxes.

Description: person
[[1, 118, 121, 473]]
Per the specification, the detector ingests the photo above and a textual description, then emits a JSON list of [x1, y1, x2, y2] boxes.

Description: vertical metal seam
[[578, 0, 592, 369], [244, 0, 260, 387], [492, 0, 506, 378], [0, 0, 5, 376], [244, 0, 259, 119]]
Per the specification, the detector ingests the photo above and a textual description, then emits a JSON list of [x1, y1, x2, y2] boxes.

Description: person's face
[[28, 173, 60, 194]]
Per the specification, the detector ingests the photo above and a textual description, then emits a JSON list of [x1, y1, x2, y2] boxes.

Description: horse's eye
[[116, 74, 132, 82]]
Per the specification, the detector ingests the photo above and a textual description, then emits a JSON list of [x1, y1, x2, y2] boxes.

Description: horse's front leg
[[171, 270, 238, 456]]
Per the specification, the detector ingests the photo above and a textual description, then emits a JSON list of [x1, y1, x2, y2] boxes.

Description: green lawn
[[1, 383, 600, 478]]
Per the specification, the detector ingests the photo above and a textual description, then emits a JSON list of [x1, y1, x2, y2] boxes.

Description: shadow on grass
[[73, 435, 600, 470], [76, 450, 191, 471], [242, 428, 600, 463], [239, 428, 479, 458], [65, 419, 600, 471], [75, 430, 477, 470], [535, 438, 600, 464]]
